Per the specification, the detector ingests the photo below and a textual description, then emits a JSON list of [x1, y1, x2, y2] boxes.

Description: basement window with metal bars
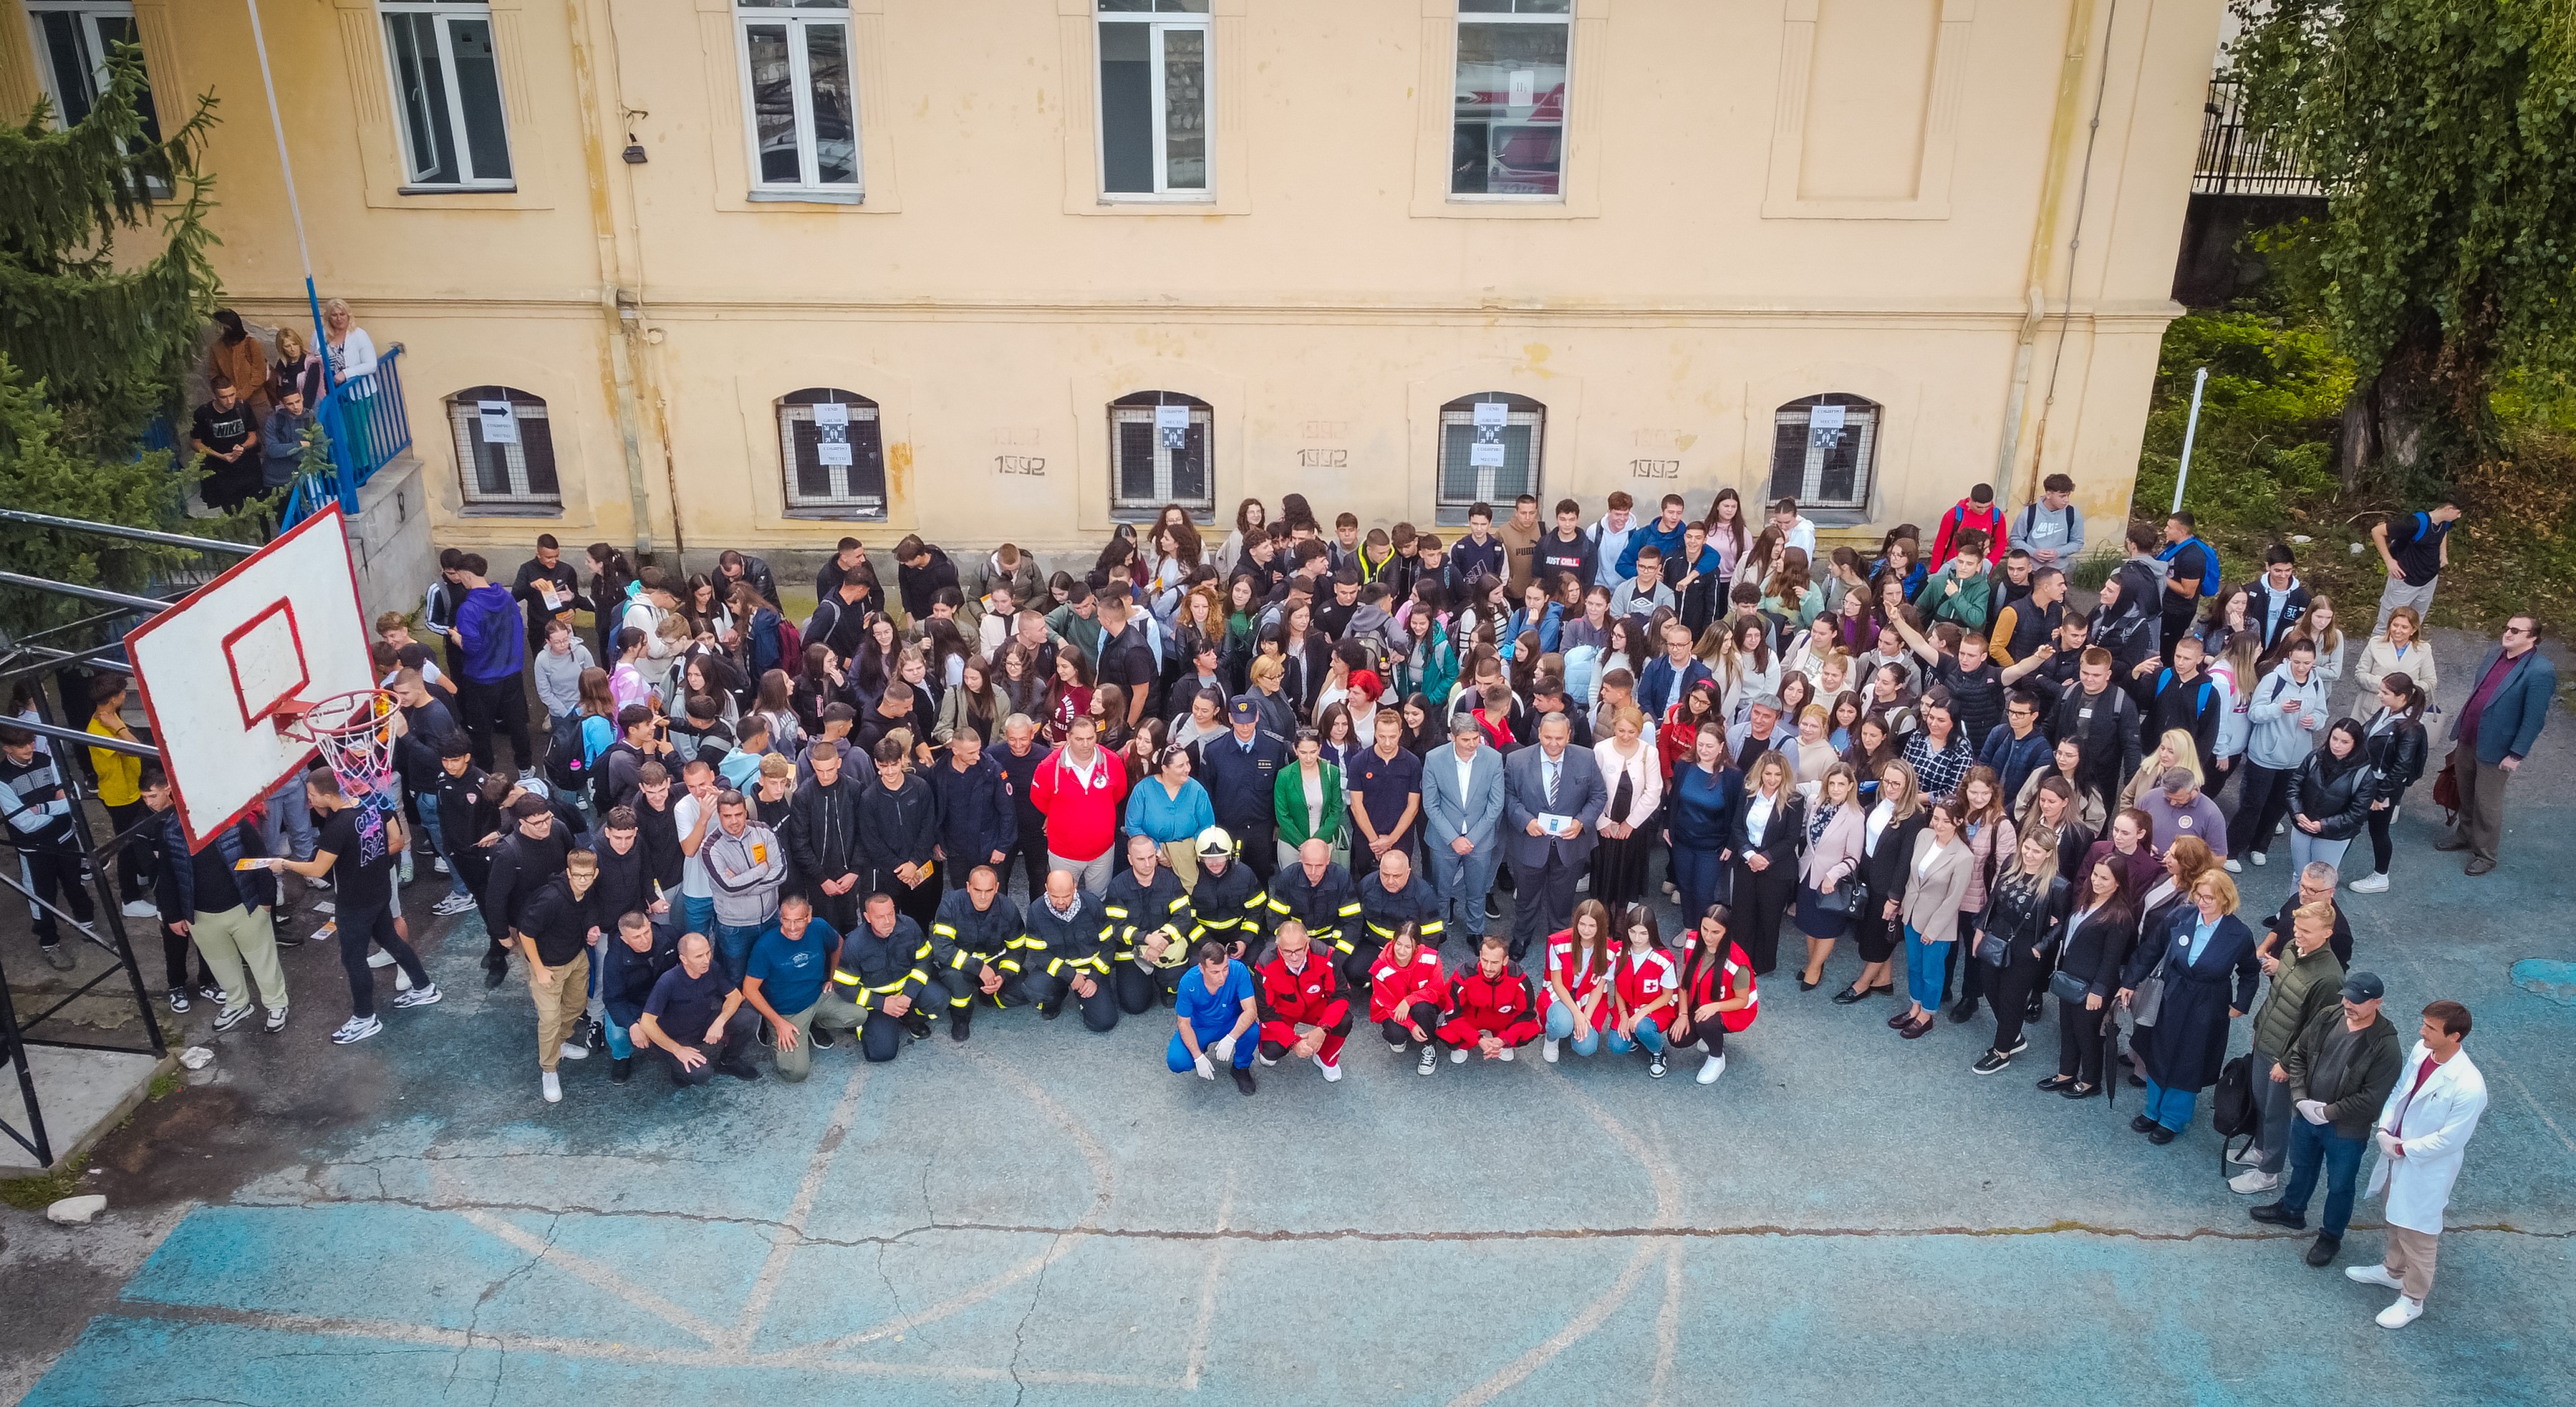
[[447, 385, 560, 512], [1437, 392, 1544, 521], [779, 388, 887, 519], [1109, 391, 1212, 516], [1767, 394, 1878, 513]]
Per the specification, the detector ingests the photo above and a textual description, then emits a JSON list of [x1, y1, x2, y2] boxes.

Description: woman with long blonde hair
[[2120, 727, 2207, 813]]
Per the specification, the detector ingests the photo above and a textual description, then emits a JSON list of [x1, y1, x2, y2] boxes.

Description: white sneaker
[[2229, 1169, 2280, 1194], [1697, 1053, 1726, 1086], [541, 1070, 562, 1103], [329, 1015, 382, 1045], [367, 949, 395, 969], [395, 968, 413, 992], [1498, 1047, 1514, 1062], [392, 982, 442, 1009], [1573, 874, 1589, 893], [433, 856, 450, 875], [2346, 1264, 2405, 1290], [2227, 1144, 2264, 1166], [121, 899, 157, 919], [558, 1041, 590, 1061], [2348, 873, 2391, 894], [2275, 818, 2288, 836], [264, 1006, 289, 1034], [2222, 859, 2244, 874], [1542, 1038, 1560, 1063], [2251, 850, 2267, 867], [432, 893, 477, 917], [1417, 1047, 1438, 1076], [1388, 1040, 1409, 1054], [1450, 1048, 1469, 1064], [1317, 1056, 1341, 1083], [2375, 1295, 2424, 1329]]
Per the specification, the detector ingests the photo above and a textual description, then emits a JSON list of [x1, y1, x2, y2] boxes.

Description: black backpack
[[592, 740, 641, 816], [2211, 1052, 2259, 1165], [544, 710, 591, 793]]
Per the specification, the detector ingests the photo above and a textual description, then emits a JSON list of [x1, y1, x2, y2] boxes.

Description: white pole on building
[[2171, 365, 2209, 514]]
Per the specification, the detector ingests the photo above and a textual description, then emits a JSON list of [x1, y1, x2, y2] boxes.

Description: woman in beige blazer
[[1794, 763, 1868, 992], [1896, 798, 1972, 1039]]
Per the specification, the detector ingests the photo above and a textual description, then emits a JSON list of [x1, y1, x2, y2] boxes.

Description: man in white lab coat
[[2348, 998, 2488, 1328]]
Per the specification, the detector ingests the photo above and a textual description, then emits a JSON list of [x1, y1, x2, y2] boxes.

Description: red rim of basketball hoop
[[276, 689, 400, 807]]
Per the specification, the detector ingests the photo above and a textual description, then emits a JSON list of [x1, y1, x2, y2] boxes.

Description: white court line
[[809, 1047, 1117, 1355], [732, 1062, 873, 1350], [1647, 1121, 1684, 1407], [454, 1208, 731, 1347], [1181, 1171, 1238, 1391]]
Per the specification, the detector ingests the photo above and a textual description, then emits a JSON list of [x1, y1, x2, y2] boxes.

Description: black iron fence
[[2194, 74, 2322, 198]]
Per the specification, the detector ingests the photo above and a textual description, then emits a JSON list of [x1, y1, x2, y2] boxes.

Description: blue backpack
[[2158, 536, 2223, 596]]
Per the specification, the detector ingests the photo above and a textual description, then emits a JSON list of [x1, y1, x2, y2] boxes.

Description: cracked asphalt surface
[[5, 629, 2572, 1406]]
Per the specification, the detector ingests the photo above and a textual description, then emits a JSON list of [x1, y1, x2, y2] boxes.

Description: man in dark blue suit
[[1501, 712, 1606, 962]]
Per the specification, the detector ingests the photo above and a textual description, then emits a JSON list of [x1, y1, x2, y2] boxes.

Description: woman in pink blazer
[[1794, 763, 1868, 991]]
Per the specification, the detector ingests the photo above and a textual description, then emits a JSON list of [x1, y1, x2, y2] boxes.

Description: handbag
[[2048, 969, 2091, 1005], [1813, 869, 1863, 920], [2431, 753, 2461, 823]]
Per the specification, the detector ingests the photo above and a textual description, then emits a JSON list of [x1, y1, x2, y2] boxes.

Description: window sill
[[1109, 506, 1215, 524], [749, 188, 866, 206], [783, 507, 889, 523], [1798, 507, 1878, 531], [455, 502, 564, 519], [400, 184, 519, 196]]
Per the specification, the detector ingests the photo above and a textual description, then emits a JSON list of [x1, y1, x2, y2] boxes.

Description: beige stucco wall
[[9, 0, 2222, 561]]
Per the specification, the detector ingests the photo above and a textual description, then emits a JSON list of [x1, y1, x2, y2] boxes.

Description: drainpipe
[[1995, 0, 2105, 498], [565, 0, 658, 560]]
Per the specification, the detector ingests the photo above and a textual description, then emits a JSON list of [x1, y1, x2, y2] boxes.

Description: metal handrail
[[2193, 74, 2322, 198], [315, 342, 411, 514]]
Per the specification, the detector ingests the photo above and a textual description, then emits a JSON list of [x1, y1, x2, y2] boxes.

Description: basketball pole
[[241, 0, 332, 401]]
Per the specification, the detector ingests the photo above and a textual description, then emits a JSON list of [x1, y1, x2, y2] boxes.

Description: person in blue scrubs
[[1167, 939, 1260, 1096]]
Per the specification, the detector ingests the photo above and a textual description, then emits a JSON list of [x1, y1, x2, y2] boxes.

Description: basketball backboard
[[125, 506, 375, 851]]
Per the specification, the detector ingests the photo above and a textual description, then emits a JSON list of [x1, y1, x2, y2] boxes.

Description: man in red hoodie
[[1931, 483, 2009, 572], [1030, 715, 1127, 893], [1439, 934, 1543, 1063], [1255, 921, 1353, 1082]]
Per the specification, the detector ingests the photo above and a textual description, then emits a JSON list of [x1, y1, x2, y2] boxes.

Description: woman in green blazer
[[1274, 728, 1346, 869]]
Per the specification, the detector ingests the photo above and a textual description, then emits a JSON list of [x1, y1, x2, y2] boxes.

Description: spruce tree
[[0, 42, 228, 632]]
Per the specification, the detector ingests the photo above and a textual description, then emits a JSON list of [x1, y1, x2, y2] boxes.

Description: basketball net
[[278, 689, 402, 815]]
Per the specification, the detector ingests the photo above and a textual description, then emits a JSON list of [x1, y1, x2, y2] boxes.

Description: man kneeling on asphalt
[[1438, 933, 1543, 1064], [811, 891, 934, 1062], [743, 892, 840, 1082], [599, 911, 677, 1084], [1255, 919, 1353, 1083], [1167, 938, 1258, 1096], [635, 931, 761, 1086]]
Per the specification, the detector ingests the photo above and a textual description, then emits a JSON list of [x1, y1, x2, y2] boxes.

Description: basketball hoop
[[279, 688, 401, 813]]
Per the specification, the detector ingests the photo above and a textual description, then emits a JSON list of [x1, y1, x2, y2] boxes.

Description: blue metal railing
[[315, 343, 411, 512]]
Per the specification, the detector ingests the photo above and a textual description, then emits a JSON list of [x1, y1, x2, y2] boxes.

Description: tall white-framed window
[[1096, 0, 1210, 200], [735, 1, 860, 197], [1450, 0, 1571, 199], [1767, 394, 1880, 513], [25, 1, 161, 141], [1437, 392, 1544, 518], [379, 1, 513, 190], [1109, 391, 1212, 516], [779, 389, 887, 519], [447, 386, 561, 512]]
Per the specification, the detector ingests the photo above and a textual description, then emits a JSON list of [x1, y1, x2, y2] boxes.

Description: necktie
[[1545, 758, 1559, 806]]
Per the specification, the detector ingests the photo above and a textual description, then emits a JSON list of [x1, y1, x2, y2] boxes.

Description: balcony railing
[[2194, 74, 2322, 198], [281, 344, 410, 523]]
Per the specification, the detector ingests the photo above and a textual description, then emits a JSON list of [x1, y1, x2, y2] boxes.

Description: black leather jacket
[[2360, 707, 2428, 802]]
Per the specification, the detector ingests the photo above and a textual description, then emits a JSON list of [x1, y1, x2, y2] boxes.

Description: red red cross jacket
[[1368, 944, 1449, 1024], [1677, 934, 1760, 1033], [1257, 949, 1350, 1031], [1438, 961, 1543, 1047], [1540, 930, 1612, 1035], [1611, 947, 1682, 1033]]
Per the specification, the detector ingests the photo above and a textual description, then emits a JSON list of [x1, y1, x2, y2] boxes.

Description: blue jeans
[[2141, 1078, 2199, 1132], [601, 1013, 637, 1060], [1603, 1018, 1667, 1055], [1904, 925, 1946, 1010], [1425, 838, 1497, 942], [1669, 843, 1728, 925], [1543, 1000, 1602, 1057], [410, 799, 473, 899], [1167, 1028, 1255, 1073], [681, 894, 717, 942], [259, 777, 316, 861], [2280, 1116, 2368, 1236], [713, 919, 775, 985]]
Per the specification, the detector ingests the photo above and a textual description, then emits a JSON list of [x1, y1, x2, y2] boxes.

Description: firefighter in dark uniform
[[1185, 826, 1267, 960], [1024, 869, 1121, 1032], [926, 864, 1025, 1041], [1264, 838, 1361, 966], [811, 891, 933, 1062], [1104, 833, 1194, 1012], [1351, 847, 1444, 995]]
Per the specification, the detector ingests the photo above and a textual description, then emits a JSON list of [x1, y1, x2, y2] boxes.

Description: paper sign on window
[[1472, 401, 1509, 430], [1508, 70, 1536, 108], [812, 402, 849, 428], [812, 400, 852, 465], [1808, 403, 1846, 452], [477, 400, 517, 445], [1155, 404, 1191, 449], [1469, 441, 1508, 468]]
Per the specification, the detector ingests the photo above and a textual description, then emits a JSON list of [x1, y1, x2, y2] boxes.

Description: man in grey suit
[[1422, 713, 1508, 947], [1503, 712, 1608, 962]]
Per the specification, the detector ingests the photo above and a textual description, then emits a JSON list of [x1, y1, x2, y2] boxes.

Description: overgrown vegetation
[[0, 1151, 89, 1211]]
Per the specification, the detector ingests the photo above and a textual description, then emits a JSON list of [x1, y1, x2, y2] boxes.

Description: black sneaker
[[1972, 1050, 2012, 1075], [168, 987, 190, 1013], [2248, 1202, 2307, 1229], [2304, 1233, 2342, 1267], [1230, 1066, 1258, 1096], [900, 1011, 932, 1040], [1484, 896, 1502, 923], [949, 1012, 972, 1043], [1999, 1035, 2028, 1058], [717, 1060, 762, 1082], [1038, 1002, 1061, 1021], [2023, 995, 2045, 1021], [610, 1057, 633, 1085], [810, 1023, 836, 1049], [1947, 1001, 1979, 1024]]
